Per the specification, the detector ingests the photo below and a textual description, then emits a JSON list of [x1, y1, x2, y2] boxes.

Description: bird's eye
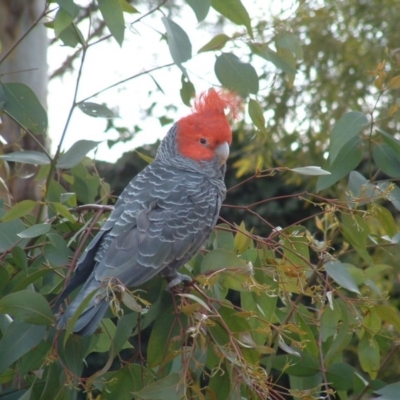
[[199, 138, 207, 145]]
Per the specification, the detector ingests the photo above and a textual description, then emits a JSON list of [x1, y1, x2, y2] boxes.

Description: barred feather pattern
[[55, 123, 227, 335]]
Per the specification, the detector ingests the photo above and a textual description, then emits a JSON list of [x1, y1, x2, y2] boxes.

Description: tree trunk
[[0, 0, 48, 203]]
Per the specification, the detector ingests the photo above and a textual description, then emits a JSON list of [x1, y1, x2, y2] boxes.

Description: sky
[[47, 0, 295, 162]]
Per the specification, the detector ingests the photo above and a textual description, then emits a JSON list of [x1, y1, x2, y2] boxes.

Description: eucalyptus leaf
[[77, 102, 115, 118], [375, 382, 400, 400], [17, 223, 51, 239], [162, 17, 192, 66], [198, 34, 230, 53], [57, 140, 101, 169], [290, 166, 331, 176], [0, 321, 46, 375], [98, 0, 125, 46], [0, 82, 48, 135], [248, 99, 266, 132], [0, 290, 53, 325], [250, 43, 297, 75], [215, 53, 259, 97], [211, 0, 253, 38], [373, 143, 400, 178], [1, 200, 37, 222], [0, 150, 51, 165], [132, 373, 183, 400], [317, 136, 363, 192], [329, 111, 368, 165], [325, 260, 360, 294], [186, 0, 210, 22]]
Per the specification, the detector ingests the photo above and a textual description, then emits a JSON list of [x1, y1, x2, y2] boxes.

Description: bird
[[54, 88, 240, 336]]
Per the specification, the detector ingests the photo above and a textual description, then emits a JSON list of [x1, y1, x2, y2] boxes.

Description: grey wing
[[94, 172, 221, 287]]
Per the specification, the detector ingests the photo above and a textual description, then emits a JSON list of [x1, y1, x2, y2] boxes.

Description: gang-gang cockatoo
[[55, 88, 240, 335]]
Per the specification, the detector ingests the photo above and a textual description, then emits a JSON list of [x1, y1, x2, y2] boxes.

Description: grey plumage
[[55, 123, 227, 335]]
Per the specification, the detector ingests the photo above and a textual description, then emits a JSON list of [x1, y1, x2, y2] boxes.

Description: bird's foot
[[165, 273, 192, 292]]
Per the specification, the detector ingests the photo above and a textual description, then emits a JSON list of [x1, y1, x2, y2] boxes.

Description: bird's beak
[[214, 141, 230, 165]]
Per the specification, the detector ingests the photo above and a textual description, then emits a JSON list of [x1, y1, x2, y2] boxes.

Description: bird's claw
[[165, 273, 192, 292]]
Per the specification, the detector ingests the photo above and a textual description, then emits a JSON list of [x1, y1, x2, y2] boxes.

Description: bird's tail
[[56, 276, 109, 336]]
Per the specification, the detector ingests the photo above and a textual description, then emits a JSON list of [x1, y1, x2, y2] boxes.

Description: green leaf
[[58, 22, 85, 47], [316, 136, 363, 191], [326, 362, 356, 391], [119, 0, 139, 14], [77, 102, 115, 118], [134, 150, 154, 164], [341, 213, 373, 265], [250, 43, 297, 75], [329, 111, 368, 165], [213, 224, 235, 251], [11, 268, 54, 292], [55, 0, 80, 17], [275, 31, 303, 60], [281, 231, 310, 271], [215, 53, 259, 97], [179, 293, 211, 312], [180, 75, 195, 106], [295, 307, 319, 357], [113, 313, 137, 355], [325, 299, 352, 364], [325, 260, 360, 294], [132, 373, 183, 400], [271, 352, 320, 377], [12, 246, 28, 271], [377, 127, 400, 158], [1, 200, 37, 222], [49, 202, 76, 223], [61, 334, 91, 379], [198, 33, 230, 53], [104, 364, 151, 400], [97, 0, 125, 46], [211, 0, 253, 38], [147, 304, 183, 367], [0, 320, 46, 375], [0, 290, 53, 325], [374, 305, 400, 333], [384, 183, 400, 211], [241, 286, 277, 346], [186, 0, 210, 22], [162, 17, 192, 66], [290, 166, 331, 176], [0, 219, 26, 252], [18, 339, 53, 379], [320, 306, 339, 342], [17, 223, 50, 239], [346, 171, 378, 206], [0, 368, 14, 384], [54, 8, 74, 37], [248, 99, 266, 132], [57, 139, 101, 169], [200, 248, 247, 272], [90, 319, 120, 353], [0, 82, 48, 135], [374, 382, 400, 400], [373, 143, 400, 177], [358, 333, 379, 379], [0, 150, 51, 165]]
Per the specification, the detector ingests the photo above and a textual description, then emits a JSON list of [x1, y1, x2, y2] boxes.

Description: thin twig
[[77, 62, 174, 104]]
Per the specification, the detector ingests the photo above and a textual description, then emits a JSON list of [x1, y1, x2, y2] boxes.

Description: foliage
[[1, 0, 400, 399]]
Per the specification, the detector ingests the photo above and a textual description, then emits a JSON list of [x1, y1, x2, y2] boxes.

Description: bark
[[0, 0, 48, 203]]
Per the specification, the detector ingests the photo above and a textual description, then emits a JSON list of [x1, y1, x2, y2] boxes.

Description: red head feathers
[[177, 88, 241, 163]]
